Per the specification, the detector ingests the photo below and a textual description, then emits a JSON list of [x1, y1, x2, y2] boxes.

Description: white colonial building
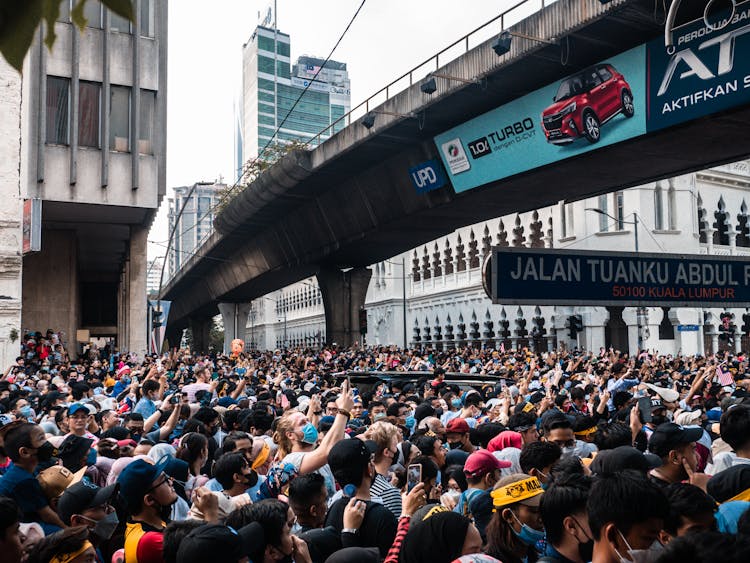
[[245, 160, 750, 356]]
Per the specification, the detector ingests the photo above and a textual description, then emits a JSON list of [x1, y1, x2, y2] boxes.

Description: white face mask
[[615, 530, 664, 563]]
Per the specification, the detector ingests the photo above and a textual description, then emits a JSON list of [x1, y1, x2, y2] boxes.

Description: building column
[[124, 225, 148, 358], [317, 266, 372, 347], [668, 308, 702, 356], [622, 307, 662, 355], [218, 302, 251, 354], [189, 317, 212, 353], [0, 59, 23, 369], [582, 307, 609, 352]]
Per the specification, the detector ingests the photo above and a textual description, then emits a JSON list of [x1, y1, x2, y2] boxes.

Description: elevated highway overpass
[[161, 0, 750, 348]]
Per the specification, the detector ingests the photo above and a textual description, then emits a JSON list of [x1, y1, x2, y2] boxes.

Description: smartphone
[[407, 463, 422, 493], [170, 393, 181, 404], [637, 396, 653, 424]]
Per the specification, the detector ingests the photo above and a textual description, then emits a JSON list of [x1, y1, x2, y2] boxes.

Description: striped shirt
[[370, 473, 402, 517]]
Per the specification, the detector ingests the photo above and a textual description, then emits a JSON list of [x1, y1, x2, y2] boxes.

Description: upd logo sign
[[408, 159, 448, 194]]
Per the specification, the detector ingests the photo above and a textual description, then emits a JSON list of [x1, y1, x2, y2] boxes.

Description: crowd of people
[[2, 330, 750, 562]]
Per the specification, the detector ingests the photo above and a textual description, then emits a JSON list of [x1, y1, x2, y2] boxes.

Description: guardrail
[[307, 0, 555, 146]]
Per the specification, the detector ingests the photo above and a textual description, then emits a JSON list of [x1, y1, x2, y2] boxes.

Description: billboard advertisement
[[488, 247, 750, 307], [434, 46, 647, 193], [647, 3, 750, 131], [434, 4, 750, 194]]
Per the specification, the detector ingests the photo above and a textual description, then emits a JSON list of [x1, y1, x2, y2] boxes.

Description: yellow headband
[[252, 441, 271, 470], [574, 426, 597, 437], [50, 541, 94, 563], [727, 487, 750, 503], [421, 504, 449, 521], [491, 477, 543, 508]]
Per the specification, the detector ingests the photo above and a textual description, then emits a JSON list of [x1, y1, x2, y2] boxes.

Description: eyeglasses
[[147, 474, 173, 492]]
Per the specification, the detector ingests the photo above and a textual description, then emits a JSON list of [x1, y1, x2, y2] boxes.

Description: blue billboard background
[[434, 46, 647, 193], [647, 4, 750, 131]]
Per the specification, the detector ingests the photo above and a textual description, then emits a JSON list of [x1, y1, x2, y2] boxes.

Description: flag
[[500, 342, 505, 353], [718, 365, 734, 387]]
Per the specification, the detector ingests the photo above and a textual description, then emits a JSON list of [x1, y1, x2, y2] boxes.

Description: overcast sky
[[151, 0, 548, 258]]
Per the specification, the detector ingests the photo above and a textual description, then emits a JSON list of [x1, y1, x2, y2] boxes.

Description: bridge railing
[[308, 0, 556, 147]]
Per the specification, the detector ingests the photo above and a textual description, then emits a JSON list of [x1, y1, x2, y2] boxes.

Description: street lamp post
[[585, 208, 645, 352]]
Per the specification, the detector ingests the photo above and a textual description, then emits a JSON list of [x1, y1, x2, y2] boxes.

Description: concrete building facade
[[246, 161, 750, 356], [0, 0, 169, 364]]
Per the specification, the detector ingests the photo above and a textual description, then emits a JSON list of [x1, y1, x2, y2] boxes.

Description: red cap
[[117, 439, 137, 448], [446, 417, 471, 434], [464, 449, 511, 478]]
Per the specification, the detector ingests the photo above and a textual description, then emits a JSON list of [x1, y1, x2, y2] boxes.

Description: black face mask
[[243, 470, 258, 488], [578, 539, 594, 562], [448, 441, 463, 450], [434, 408, 444, 418], [34, 441, 56, 462], [651, 414, 668, 426]]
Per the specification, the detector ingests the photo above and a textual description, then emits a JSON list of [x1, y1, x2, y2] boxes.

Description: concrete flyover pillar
[[317, 266, 372, 347], [189, 317, 213, 354], [124, 225, 149, 358], [218, 302, 252, 354]]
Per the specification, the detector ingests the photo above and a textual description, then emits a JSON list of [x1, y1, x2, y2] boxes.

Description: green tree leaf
[[0, 0, 44, 72], [42, 0, 62, 51], [0, 0, 134, 73]]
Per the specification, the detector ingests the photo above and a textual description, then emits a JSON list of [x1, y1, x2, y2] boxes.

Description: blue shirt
[[133, 397, 157, 419], [0, 464, 48, 523]]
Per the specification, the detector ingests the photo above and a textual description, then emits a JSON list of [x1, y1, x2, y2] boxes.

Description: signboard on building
[[677, 325, 700, 331], [487, 247, 750, 307], [408, 159, 448, 193], [434, 4, 750, 194], [22, 198, 41, 254]]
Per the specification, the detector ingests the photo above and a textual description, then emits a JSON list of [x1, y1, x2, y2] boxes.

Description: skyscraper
[[241, 23, 351, 167], [167, 182, 225, 278]]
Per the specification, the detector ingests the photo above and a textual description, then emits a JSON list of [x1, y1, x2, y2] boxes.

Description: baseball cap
[[491, 474, 544, 508], [648, 423, 703, 458], [446, 418, 470, 435], [674, 409, 702, 426], [707, 464, 750, 503], [68, 403, 90, 417], [589, 446, 662, 476], [643, 384, 679, 403], [651, 397, 664, 409], [37, 465, 86, 501], [57, 435, 94, 471], [177, 524, 248, 563], [117, 457, 170, 512], [464, 449, 511, 479], [328, 438, 375, 487], [57, 480, 118, 525]]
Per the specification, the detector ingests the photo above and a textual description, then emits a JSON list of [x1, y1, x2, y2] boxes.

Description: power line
[[159, 1, 368, 294]]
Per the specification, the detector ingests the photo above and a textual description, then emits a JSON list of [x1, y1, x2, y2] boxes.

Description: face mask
[[34, 441, 56, 462], [615, 530, 663, 563], [405, 416, 416, 429], [243, 470, 258, 488], [651, 414, 667, 426], [451, 398, 462, 408], [80, 511, 119, 541], [130, 433, 142, 443], [300, 422, 319, 445], [578, 539, 594, 562], [434, 408, 444, 418], [448, 441, 463, 450], [511, 511, 545, 546], [86, 448, 97, 466], [373, 412, 386, 422], [561, 446, 576, 457], [19, 406, 33, 419]]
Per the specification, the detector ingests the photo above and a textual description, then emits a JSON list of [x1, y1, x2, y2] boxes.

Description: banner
[[433, 3, 750, 194], [22, 199, 41, 254], [488, 248, 750, 307]]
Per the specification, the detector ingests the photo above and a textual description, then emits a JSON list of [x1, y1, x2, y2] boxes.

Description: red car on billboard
[[541, 64, 634, 145]]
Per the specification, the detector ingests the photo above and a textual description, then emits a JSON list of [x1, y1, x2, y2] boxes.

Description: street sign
[[677, 325, 699, 332], [486, 247, 750, 307]]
